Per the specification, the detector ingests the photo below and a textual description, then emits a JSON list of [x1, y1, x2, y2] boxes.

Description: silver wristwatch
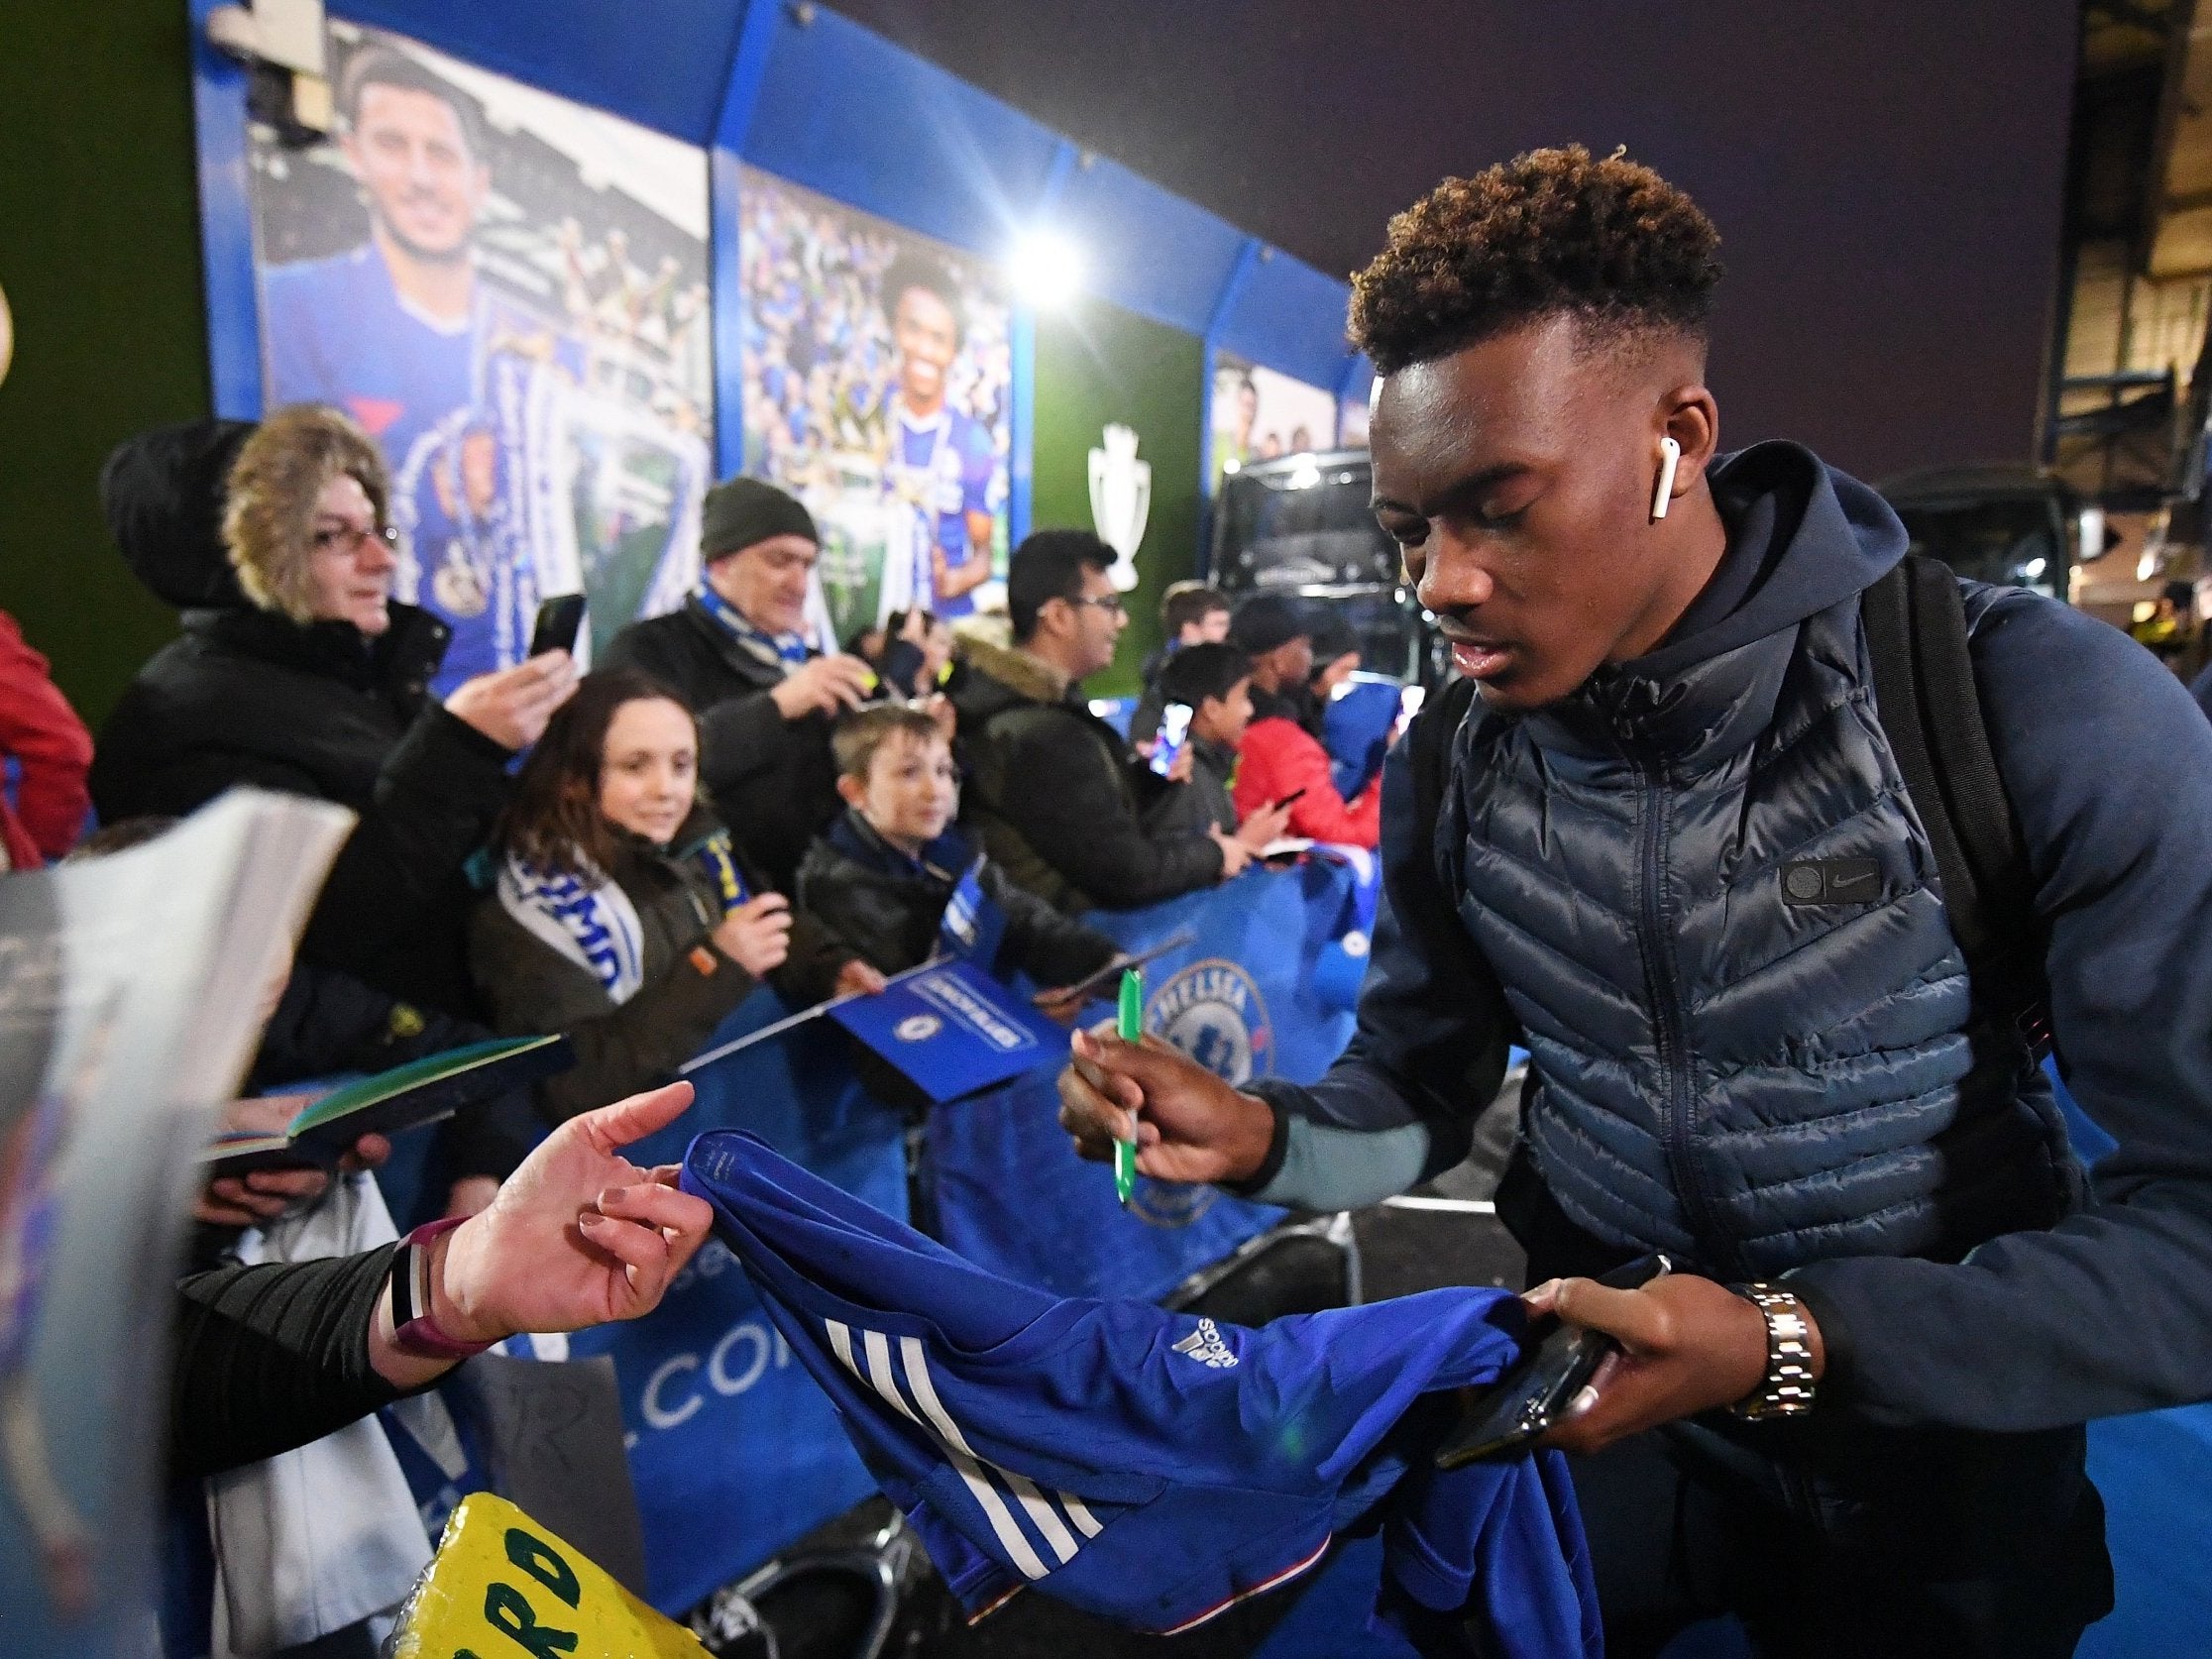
[[1727, 1283, 1818, 1419]]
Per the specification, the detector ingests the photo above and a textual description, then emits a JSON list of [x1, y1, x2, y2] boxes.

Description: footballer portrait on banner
[[247, 24, 715, 685], [737, 167, 1012, 645], [1208, 351, 1341, 489]]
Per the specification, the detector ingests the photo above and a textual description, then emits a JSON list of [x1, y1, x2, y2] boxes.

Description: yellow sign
[[389, 1493, 708, 1659]]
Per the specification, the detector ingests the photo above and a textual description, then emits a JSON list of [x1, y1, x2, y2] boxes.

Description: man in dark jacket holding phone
[[603, 477, 878, 890], [1058, 147, 2212, 1656]]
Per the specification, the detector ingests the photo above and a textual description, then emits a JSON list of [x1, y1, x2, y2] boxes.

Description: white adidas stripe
[[900, 1338, 1079, 1565], [825, 1319, 1051, 1582], [1060, 1493, 1103, 1539], [891, 1336, 1094, 1543]]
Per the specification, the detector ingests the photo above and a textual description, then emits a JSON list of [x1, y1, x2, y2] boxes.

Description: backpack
[[1408, 554, 2052, 1057]]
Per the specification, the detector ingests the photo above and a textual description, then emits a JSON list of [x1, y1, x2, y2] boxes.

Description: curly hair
[[222, 404, 390, 623], [882, 249, 963, 345], [1349, 146, 1722, 375]]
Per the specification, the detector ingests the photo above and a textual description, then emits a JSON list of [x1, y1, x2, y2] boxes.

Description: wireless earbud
[[1650, 434, 1682, 522]]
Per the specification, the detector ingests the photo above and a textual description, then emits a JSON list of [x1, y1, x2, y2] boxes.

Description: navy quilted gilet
[[1446, 589, 2078, 1279]]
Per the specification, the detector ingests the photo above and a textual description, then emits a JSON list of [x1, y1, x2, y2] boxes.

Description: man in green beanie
[[604, 476, 878, 890]]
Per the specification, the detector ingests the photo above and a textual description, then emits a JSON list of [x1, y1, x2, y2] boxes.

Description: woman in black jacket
[[469, 669, 875, 1123], [90, 408, 578, 1017]]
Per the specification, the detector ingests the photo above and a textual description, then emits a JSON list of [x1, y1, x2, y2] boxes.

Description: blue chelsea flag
[[937, 860, 1009, 970], [831, 958, 1066, 1103]]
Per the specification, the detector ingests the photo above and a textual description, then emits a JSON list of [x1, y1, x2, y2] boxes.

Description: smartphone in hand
[[1150, 702, 1194, 778], [1434, 1252, 1673, 1467], [529, 594, 587, 658]]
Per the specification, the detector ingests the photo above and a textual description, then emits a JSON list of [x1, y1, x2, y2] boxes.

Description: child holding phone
[[1144, 644, 1293, 857]]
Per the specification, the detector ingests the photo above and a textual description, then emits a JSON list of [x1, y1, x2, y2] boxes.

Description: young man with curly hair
[[1059, 146, 2212, 1654]]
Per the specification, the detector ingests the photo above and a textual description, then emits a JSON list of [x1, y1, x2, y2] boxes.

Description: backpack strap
[[1860, 555, 2051, 1054]]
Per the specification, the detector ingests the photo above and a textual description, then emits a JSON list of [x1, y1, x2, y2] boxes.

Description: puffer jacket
[[468, 808, 852, 1123], [89, 420, 511, 1015], [947, 635, 1222, 912], [796, 810, 1116, 986], [1244, 440, 2212, 1435]]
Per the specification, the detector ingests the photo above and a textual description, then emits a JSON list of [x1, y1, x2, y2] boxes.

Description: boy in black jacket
[[1142, 642, 1256, 838], [798, 705, 1119, 1011]]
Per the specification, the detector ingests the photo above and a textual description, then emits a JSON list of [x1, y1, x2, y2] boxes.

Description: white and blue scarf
[[696, 584, 812, 673], [498, 854, 648, 1004]]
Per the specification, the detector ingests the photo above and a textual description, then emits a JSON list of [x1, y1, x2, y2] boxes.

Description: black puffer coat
[[89, 420, 512, 1015], [796, 811, 1116, 985]]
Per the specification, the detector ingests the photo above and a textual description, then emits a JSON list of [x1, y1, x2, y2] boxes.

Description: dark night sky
[[824, 1, 2081, 482]]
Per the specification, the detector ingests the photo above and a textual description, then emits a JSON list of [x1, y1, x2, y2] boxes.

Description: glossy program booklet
[[200, 1034, 573, 1176], [0, 790, 354, 1658]]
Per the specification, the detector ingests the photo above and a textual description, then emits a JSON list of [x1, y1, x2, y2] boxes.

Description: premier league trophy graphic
[[1088, 423, 1152, 593]]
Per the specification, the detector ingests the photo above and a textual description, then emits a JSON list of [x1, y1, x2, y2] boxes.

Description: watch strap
[[388, 1216, 496, 1361], [1726, 1282, 1817, 1419]]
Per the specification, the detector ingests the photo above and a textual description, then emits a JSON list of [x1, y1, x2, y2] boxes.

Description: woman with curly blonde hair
[[92, 405, 581, 1016], [220, 403, 398, 631]]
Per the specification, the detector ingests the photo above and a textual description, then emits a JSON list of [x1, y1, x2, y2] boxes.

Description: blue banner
[[926, 859, 1365, 1303], [567, 990, 908, 1614], [830, 958, 1064, 1103], [555, 858, 1375, 1607]]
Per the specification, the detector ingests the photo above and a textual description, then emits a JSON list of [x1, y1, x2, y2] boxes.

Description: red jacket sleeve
[[1230, 717, 1382, 849], [0, 612, 93, 861]]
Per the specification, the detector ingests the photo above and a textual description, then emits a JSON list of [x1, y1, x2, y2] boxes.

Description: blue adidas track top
[[681, 1131, 1601, 1657]]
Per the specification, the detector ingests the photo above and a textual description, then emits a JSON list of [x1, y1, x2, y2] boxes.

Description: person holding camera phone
[[1139, 642, 1296, 859], [1059, 148, 2212, 1657], [951, 531, 1277, 909], [603, 476, 880, 892], [470, 668, 876, 1125]]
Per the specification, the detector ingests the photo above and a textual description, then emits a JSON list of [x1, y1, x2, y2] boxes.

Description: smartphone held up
[[530, 594, 587, 659]]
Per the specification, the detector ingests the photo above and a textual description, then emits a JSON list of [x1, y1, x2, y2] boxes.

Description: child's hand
[[714, 893, 793, 977], [1235, 798, 1294, 852], [835, 958, 889, 998]]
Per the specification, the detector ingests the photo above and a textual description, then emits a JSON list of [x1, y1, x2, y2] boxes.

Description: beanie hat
[[702, 476, 818, 561], [1228, 593, 1310, 657]]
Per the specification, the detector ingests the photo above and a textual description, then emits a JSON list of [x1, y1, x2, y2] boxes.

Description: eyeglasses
[[1066, 594, 1126, 616], [312, 523, 400, 556]]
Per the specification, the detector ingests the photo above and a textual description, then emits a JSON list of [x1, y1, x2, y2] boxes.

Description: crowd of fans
[[8, 404, 1397, 1210], [2, 399, 1379, 1445], [0, 397, 1414, 1652], [15, 377, 2212, 1651]]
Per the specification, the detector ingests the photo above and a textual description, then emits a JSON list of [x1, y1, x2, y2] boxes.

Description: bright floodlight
[[1009, 230, 1083, 309]]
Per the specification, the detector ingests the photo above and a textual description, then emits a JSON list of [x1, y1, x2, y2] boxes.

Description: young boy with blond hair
[[796, 705, 1118, 1010]]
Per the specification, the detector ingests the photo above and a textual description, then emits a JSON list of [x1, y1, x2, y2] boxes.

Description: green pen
[[1114, 967, 1143, 1204]]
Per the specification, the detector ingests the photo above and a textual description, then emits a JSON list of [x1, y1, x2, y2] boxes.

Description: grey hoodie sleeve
[[1790, 592, 2212, 1430]]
